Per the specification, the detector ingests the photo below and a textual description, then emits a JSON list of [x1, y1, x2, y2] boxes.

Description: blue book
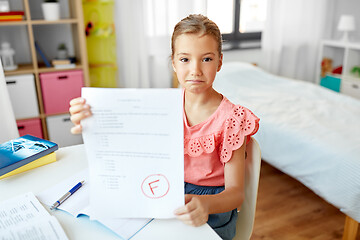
[[35, 42, 52, 68], [0, 135, 58, 177]]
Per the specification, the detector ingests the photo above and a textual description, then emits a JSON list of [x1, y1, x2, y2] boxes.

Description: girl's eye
[[203, 57, 212, 62], [180, 58, 188, 63]]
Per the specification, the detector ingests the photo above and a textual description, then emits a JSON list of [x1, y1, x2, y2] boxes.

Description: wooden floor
[[251, 162, 360, 240]]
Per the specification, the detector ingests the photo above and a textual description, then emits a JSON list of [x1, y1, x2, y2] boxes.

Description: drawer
[[320, 75, 341, 92], [17, 118, 43, 139], [341, 79, 360, 100], [6, 74, 39, 119], [40, 70, 84, 114], [46, 114, 83, 147]]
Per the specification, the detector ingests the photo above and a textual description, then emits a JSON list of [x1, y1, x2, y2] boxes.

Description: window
[[206, 0, 268, 50]]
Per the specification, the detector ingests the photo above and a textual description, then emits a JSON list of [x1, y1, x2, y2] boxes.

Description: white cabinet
[[316, 40, 360, 100]]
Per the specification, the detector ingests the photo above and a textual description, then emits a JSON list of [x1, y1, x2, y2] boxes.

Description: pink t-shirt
[[183, 94, 260, 186]]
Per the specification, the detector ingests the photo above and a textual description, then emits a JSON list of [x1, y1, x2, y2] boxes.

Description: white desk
[[0, 144, 221, 240]]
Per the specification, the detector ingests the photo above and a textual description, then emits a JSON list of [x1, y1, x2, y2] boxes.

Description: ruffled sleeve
[[219, 105, 259, 163], [184, 133, 219, 157]]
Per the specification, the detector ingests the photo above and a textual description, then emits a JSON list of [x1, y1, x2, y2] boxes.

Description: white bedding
[[214, 62, 360, 222]]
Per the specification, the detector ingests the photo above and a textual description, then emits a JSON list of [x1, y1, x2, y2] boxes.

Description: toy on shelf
[[332, 65, 343, 75], [321, 57, 333, 78], [351, 66, 360, 77]]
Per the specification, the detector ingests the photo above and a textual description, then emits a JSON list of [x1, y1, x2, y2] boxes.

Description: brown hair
[[171, 14, 222, 58]]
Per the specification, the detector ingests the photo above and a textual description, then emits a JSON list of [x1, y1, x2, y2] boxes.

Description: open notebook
[[37, 169, 152, 240]]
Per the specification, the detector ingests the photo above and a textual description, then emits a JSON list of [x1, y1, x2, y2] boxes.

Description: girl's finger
[[70, 111, 91, 125], [174, 200, 196, 216], [69, 97, 85, 106], [175, 213, 206, 227], [174, 206, 188, 216], [69, 104, 90, 115], [70, 125, 82, 134], [69, 104, 84, 115]]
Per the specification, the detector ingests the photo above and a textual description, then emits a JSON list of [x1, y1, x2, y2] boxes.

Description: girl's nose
[[191, 61, 202, 76]]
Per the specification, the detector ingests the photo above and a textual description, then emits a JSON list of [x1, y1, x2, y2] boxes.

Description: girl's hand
[[174, 194, 209, 227], [69, 97, 92, 134]]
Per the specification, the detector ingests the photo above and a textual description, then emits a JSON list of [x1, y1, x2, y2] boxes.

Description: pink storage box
[[40, 70, 84, 114], [17, 118, 43, 139]]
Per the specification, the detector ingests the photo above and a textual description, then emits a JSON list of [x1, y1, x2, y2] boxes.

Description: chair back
[[233, 137, 261, 240], [0, 58, 19, 143]]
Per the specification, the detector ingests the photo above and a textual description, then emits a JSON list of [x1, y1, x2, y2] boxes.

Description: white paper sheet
[[0, 192, 69, 240], [37, 169, 152, 240], [81, 88, 184, 219]]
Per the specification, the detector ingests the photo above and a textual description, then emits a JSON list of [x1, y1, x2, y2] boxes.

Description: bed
[[213, 62, 360, 236]]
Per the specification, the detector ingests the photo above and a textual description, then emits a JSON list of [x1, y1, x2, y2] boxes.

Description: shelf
[[318, 40, 360, 99], [42, 111, 71, 118], [17, 112, 73, 122], [0, 21, 28, 26], [322, 40, 347, 48], [322, 39, 360, 50], [0, 19, 78, 27], [4, 64, 35, 76], [342, 75, 360, 82], [3, 64, 85, 75], [37, 64, 83, 73], [31, 19, 78, 25]]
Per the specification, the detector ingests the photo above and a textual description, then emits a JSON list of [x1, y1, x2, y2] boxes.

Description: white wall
[[224, 1, 360, 69]]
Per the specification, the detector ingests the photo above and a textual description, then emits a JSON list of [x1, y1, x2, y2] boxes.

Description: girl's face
[[172, 33, 223, 94]]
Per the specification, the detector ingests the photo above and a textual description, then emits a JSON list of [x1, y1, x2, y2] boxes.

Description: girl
[[69, 14, 259, 240]]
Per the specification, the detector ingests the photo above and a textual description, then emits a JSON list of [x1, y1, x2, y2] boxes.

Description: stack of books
[[52, 59, 76, 69], [0, 11, 24, 22], [0, 135, 58, 179]]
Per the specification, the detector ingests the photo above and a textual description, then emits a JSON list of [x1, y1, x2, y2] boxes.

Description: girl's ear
[[217, 54, 223, 72], [172, 59, 176, 73]]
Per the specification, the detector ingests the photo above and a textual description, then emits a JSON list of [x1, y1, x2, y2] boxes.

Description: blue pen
[[50, 180, 84, 210]]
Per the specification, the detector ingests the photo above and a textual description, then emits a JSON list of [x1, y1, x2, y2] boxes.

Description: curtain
[[261, 0, 335, 82], [0, 59, 19, 143], [114, 0, 207, 88]]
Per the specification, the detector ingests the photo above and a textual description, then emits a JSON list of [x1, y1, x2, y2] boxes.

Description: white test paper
[[0, 192, 69, 240], [81, 88, 184, 219]]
